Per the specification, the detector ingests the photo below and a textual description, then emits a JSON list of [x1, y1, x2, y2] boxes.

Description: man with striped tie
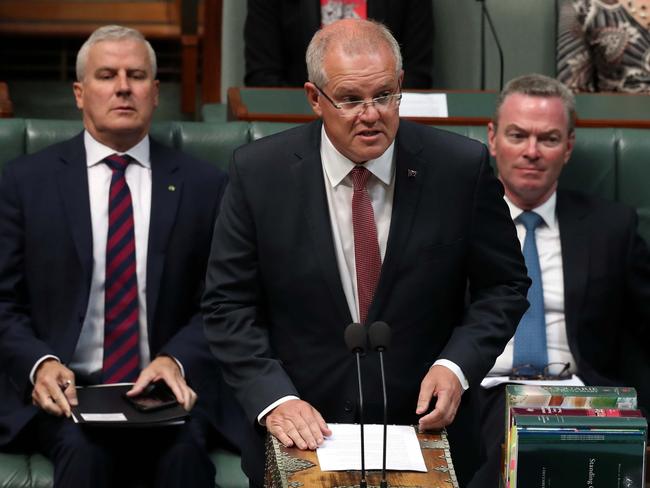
[[0, 26, 249, 487]]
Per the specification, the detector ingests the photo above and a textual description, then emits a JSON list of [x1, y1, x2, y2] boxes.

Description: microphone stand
[[369, 321, 391, 488], [345, 322, 368, 488], [477, 0, 504, 90], [378, 345, 388, 488], [355, 350, 368, 488]]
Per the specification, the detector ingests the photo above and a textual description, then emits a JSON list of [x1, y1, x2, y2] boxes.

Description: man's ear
[[487, 121, 498, 158], [564, 130, 576, 164], [73, 82, 84, 110], [304, 82, 323, 117], [153, 79, 160, 108]]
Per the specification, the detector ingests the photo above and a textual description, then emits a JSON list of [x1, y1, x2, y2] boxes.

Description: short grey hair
[[494, 73, 576, 133], [305, 19, 402, 87], [76, 25, 157, 81]]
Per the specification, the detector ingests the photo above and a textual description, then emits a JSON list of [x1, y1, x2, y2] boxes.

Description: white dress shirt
[[489, 192, 577, 376], [30, 131, 153, 382], [257, 128, 467, 422]]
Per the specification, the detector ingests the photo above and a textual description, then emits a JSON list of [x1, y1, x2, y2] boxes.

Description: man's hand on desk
[[265, 399, 332, 450], [32, 358, 77, 418], [126, 355, 197, 411], [416, 364, 462, 431]]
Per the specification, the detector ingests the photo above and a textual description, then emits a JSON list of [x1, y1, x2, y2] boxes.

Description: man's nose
[[523, 137, 540, 159], [115, 72, 131, 94], [358, 101, 381, 122]]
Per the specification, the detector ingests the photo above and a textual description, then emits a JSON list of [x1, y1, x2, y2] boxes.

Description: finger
[[285, 423, 310, 450], [313, 409, 332, 438], [293, 414, 322, 450], [418, 408, 446, 431], [186, 389, 198, 411], [419, 390, 455, 430], [269, 426, 295, 448], [416, 379, 435, 415], [49, 383, 72, 418], [32, 383, 63, 416], [177, 383, 193, 411], [162, 376, 187, 407], [305, 410, 328, 445], [62, 378, 78, 406], [126, 371, 154, 397]]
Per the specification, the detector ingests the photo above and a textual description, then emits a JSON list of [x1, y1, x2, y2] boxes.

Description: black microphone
[[369, 321, 391, 488], [344, 322, 368, 488]]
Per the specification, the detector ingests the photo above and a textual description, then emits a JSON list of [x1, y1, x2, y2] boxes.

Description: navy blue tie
[[513, 211, 548, 373], [102, 154, 140, 383]]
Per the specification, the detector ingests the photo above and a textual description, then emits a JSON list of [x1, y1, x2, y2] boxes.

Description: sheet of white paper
[[80, 413, 128, 422], [399, 93, 448, 117], [316, 424, 427, 472], [480, 374, 585, 389]]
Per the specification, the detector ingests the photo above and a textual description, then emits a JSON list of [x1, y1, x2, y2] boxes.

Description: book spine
[[514, 413, 648, 429], [510, 407, 643, 418]]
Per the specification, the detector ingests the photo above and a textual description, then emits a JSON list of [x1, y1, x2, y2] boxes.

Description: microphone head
[[369, 321, 391, 351], [344, 322, 367, 353]]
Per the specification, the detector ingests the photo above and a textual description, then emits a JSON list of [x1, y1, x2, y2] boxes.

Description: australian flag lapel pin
[[408, 169, 417, 178]]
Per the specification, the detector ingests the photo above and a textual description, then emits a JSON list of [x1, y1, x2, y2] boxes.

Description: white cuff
[[433, 359, 469, 391], [30, 355, 61, 385], [257, 395, 300, 425]]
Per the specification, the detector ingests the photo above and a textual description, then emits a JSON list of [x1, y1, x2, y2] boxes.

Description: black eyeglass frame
[[508, 362, 571, 381], [313, 82, 402, 116]]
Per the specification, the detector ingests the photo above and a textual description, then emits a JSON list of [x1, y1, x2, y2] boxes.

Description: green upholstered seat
[[0, 449, 248, 488]]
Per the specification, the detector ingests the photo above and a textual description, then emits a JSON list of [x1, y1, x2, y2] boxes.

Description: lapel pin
[[408, 169, 417, 178], [168, 185, 176, 192]]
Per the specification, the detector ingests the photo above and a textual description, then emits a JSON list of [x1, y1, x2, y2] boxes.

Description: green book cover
[[515, 431, 646, 488], [504, 385, 638, 486], [506, 385, 638, 410]]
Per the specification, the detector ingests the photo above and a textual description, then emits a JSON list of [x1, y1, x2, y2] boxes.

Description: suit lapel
[[370, 128, 425, 320], [291, 124, 352, 326], [146, 140, 182, 330], [57, 133, 93, 285], [557, 191, 590, 344]]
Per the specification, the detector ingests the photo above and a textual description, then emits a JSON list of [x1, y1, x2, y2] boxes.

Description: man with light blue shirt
[[470, 73, 650, 487], [202, 18, 530, 487], [0, 25, 249, 487]]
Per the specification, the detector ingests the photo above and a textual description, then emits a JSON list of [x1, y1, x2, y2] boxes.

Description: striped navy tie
[[102, 154, 140, 384]]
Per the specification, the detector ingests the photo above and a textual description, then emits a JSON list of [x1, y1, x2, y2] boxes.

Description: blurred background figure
[[244, 0, 434, 88], [557, 0, 650, 92]]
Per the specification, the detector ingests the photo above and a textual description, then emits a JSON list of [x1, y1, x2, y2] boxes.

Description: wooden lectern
[[265, 427, 459, 487]]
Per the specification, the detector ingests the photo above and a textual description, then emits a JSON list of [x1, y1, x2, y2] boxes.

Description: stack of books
[[503, 385, 647, 487]]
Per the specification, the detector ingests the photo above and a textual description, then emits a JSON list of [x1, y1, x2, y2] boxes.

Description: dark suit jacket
[[244, 0, 434, 88], [0, 133, 250, 455], [202, 120, 529, 483], [557, 190, 650, 411]]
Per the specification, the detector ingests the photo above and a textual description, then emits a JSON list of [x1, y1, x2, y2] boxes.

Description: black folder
[[70, 383, 188, 426]]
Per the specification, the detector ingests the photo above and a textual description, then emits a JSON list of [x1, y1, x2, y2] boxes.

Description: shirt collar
[[504, 192, 558, 230], [84, 130, 151, 169], [320, 126, 395, 188]]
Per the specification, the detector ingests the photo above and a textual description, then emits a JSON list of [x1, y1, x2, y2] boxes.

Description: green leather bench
[[1, 118, 650, 487]]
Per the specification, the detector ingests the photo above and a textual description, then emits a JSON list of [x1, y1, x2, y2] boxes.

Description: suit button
[[344, 400, 353, 412]]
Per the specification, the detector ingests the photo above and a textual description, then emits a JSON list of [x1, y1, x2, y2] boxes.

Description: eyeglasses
[[509, 362, 571, 381], [314, 83, 402, 118]]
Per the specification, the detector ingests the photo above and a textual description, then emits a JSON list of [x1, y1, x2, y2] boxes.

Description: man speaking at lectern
[[203, 18, 530, 487]]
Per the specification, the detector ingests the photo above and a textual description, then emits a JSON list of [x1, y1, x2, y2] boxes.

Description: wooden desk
[[228, 87, 650, 128], [264, 428, 458, 488]]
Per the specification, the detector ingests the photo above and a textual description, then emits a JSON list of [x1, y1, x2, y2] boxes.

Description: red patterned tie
[[350, 166, 382, 324], [102, 154, 140, 383]]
